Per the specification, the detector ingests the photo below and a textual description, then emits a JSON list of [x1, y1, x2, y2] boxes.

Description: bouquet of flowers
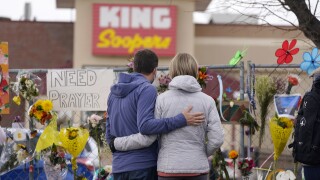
[[238, 158, 254, 177], [269, 116, 293, 161], [11, 72, 41, 104], [42, 143, 67, 179], [157, 74, 171, 93], [87, 114, 106, 146], [197, 66, 213, 88], [29, 99, 55, 125], [286, 74, 300, 94]]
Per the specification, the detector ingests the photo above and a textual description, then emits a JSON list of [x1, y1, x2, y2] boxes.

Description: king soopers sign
[[92, 4, 177, 56]]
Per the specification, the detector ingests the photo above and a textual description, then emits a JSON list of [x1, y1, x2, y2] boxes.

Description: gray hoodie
[[114, 75, 224, 173]]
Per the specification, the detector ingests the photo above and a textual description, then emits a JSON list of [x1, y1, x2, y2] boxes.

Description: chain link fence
[[248, 63, 312, 178], [0, 63, 310, 179]]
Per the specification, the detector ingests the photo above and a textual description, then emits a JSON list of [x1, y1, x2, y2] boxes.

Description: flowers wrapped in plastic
[[269, 116, 293, 161], [29, 99, 54, 125], [59, 127, 89, 171], [11, 72, 41, 104]]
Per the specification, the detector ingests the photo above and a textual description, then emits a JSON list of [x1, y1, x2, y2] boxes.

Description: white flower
[[25, 79, 33, 88], [276, 170, 296, 180], [13, 129, 26, 141], [88, 114, 103, 126], [17, 149, 28, 163]]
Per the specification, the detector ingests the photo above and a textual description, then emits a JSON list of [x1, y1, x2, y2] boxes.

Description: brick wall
[[0, 20, 73, 69], [0, 20, 74, 127]]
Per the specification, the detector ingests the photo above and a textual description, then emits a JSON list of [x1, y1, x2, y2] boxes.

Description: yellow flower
[[281, 117, 293, 129], [67, 128, 79, 140], [13, 96, 21, 105], [34, 110, 43, 120], [34, 99, 43, 109], [42, 100, 53, 112], [228, 150, 239, 159]]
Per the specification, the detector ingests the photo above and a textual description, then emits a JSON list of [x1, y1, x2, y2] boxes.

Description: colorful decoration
[[229, 49, 246, 66], [275, 39, 299, 64], [29, 99, 55, 125], [197, 66, 213, 88], [269, 116, 293, 161], [157, 74, 171, 94], [0, 42, 9, 114], [300, 47, 320, 75]]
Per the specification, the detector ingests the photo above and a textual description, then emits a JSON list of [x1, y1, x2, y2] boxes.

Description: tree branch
[[314, 0, 320, 15], [285, 0, 320, 47]]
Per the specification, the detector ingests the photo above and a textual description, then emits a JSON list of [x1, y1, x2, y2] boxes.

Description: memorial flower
[[197, 66, 213, 88], [157, 74, 171, 93], [29, 99, 55, 125], [238, 158, 254, 176], [286, 74, 300, 94]]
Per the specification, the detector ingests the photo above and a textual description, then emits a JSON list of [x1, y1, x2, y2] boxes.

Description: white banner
[[47, 69, 114, 111]]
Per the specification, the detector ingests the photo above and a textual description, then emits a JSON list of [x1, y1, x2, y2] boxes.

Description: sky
[[0, 0, 75, 22], [0, 0, 317, 26]]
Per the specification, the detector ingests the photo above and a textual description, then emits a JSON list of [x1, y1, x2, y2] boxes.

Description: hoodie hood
[[111, 73, 148, 97], [169, 75, 202, 93]]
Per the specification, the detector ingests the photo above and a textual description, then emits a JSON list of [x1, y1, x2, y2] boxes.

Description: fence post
[[240, 61, 245, 158]]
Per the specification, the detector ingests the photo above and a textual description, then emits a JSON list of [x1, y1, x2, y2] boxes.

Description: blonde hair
[[169, 53, 198, 78]]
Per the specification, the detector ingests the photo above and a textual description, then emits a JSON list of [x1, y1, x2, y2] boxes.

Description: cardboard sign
[[47, 69, 114, 111], [274, 94, 301, 119], [0, 42, 9, 114], [92, 4, 177, 56]]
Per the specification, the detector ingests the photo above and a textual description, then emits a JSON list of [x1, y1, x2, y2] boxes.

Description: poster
[[274, 94, 301, 119], [0, 42, 9, 114], [47, 69, 114, 111]]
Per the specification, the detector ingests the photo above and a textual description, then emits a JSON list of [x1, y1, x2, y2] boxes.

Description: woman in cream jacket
[[113, 53, 224, 180]]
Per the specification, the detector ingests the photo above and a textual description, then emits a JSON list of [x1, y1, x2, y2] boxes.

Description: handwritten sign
[[0, 42, 9, 114], [47, 69, 114, 111]]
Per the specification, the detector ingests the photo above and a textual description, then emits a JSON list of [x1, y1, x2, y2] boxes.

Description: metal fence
[[0, 62, 310, 179]]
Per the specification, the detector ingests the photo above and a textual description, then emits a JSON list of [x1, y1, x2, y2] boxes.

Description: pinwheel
[[300, 47, 320, 75], [275, 39, 299, 64], [229, 49, 246, 65]]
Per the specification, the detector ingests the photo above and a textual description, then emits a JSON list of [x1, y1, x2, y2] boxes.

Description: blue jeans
[[304, 165, 320, 180], [113, 166, 157, 180]]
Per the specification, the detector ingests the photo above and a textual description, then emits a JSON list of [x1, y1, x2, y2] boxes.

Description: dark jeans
[[304, 165, 320, 180], [113, 166, 157, 180], [158, 174, 208, 180]]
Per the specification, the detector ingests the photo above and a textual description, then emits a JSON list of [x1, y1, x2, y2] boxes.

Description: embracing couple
[[106, 49, 224, 180]]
